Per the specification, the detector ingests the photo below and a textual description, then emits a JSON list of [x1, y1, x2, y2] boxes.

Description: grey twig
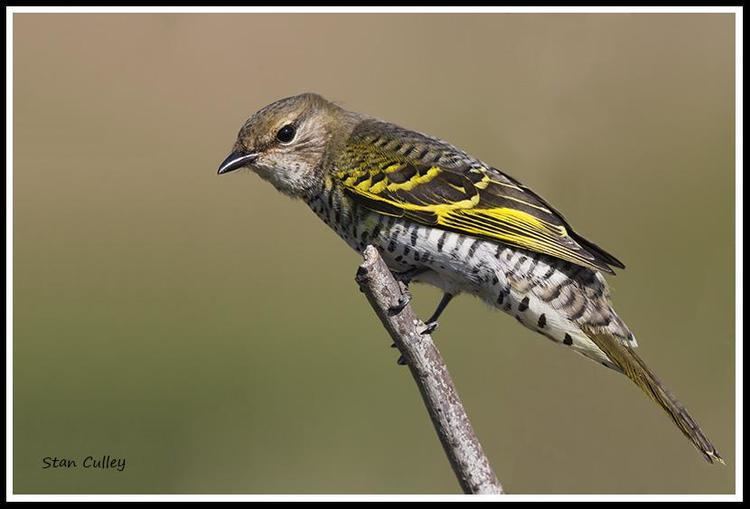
[[355, 245, 504, 495]]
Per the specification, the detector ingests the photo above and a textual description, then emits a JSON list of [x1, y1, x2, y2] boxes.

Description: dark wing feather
[[335, 120, 624, 274]]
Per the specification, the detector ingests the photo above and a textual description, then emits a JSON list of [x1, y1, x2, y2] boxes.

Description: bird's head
[[217, 93, 355, 198]]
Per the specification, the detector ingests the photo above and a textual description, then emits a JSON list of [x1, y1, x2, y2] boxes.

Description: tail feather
[[584, 328, 723, 464]]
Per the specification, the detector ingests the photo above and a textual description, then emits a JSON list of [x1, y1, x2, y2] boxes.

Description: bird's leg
[[391, 285, 455, 366], [420, 293, 454, 335], [427, 292, 454, 324], [387, 267, 428, 315], [393, 266, 428, 285]]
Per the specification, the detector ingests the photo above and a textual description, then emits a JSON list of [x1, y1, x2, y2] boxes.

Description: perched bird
[[218, 92, 722, 464]]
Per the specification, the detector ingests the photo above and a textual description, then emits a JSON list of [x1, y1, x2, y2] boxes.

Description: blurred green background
[[13, 13, 735, 494]]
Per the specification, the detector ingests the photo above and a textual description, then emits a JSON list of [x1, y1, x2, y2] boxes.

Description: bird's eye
[[276, 124, 296, 144]]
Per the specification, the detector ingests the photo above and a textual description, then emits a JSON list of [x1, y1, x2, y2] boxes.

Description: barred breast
[[306, 182, 635, 369]]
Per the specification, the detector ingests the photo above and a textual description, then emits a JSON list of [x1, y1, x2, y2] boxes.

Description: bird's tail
[[583, 327, 724, 464]]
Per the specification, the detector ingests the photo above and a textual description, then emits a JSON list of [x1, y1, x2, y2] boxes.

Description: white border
[[5, 5, 743, 503], [3, 6, 746, 14], [734, 6, 744, 504], [6, 4, 14, 503]]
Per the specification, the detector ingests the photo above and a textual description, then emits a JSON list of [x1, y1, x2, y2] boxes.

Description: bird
[[217, 92, 722, 464]]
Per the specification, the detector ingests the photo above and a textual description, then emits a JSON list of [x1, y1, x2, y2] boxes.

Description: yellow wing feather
[[335, 127, 624, 273]]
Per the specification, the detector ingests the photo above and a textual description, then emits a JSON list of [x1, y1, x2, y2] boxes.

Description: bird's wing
[[334, 120, 624, 274]]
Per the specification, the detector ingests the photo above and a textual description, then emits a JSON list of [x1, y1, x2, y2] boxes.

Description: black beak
[[217, 151, 258, 175]]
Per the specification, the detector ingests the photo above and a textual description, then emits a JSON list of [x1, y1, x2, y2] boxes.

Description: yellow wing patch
[[437, 208, 596, 268], [335, 138, 622, 273]]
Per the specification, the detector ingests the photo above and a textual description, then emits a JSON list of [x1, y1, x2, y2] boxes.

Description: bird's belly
[[359, 214, 503, 296], [307, 196, 630, 363], [354, 215, 625, 361]]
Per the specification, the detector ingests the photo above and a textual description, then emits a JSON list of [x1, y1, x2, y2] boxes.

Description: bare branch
[[355, 245, 504, 495]]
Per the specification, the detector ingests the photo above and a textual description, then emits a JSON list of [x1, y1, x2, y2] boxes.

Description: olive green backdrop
[[13, 13, 735, 494]]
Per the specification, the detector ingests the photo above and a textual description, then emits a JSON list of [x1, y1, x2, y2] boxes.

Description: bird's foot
[[420, 321, 439, 335], [388, 291, 412, 316]]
